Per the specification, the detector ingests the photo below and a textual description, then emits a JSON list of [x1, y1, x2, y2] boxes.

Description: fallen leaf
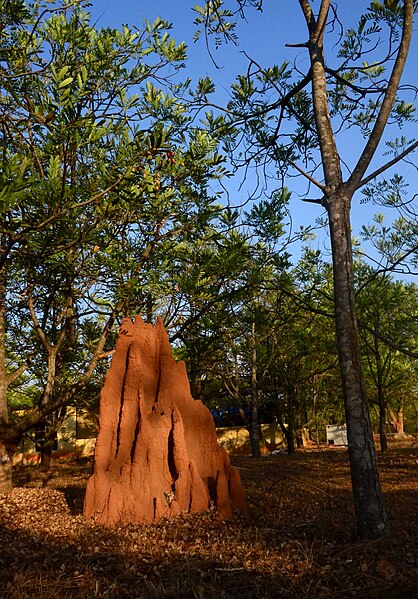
[[375, 559, 396, 579]]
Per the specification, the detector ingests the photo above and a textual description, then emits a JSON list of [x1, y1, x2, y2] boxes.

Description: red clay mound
[[83, 316, 248, 527]]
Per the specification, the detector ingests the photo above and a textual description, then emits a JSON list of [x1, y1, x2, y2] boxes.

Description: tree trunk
[[248, 403, 261, 458], [279, 418, 295, 456], [286, 424, 296, 456], [397, 401, 404, 435], [39, 407, 67, 471], [0, 269, 13, 493], [40, 443, 53, 472], [328, 195, 388, 539], [378, 390, 388, 454], [295, 427, 304, 448], [312, 383, 321, 446], [388, 403, 404, 434], [373, 331, 388, 454], [0, 441, 14, 494], [146, 293, 154, 324], [249, 321, 261, 458], [296, 0, 404, 538]]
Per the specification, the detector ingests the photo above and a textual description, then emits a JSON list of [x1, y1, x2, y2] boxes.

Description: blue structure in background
[[211, 405, 276, 428]]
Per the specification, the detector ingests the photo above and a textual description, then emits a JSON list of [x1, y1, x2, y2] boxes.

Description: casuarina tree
[[195, 0, 417, 539]]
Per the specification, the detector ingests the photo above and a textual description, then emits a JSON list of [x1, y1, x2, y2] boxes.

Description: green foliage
[[356, 266, 418, 433], [0, 0, 236, 440], [361, 173, 408, 206], [193, 1, 237, 46], [244, 188, 291, 245], [192, 0, 417, 190]]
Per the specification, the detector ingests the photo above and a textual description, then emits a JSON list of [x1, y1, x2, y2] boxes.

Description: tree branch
[[6, 355, 34, 386], [347, 0, 414, 190], [288, 158, 325, 190], [355, 139, 418, 190], [27, 293, 50, 353]]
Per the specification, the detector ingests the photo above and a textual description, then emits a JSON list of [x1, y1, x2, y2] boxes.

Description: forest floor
[[0, 447, 417, 599]]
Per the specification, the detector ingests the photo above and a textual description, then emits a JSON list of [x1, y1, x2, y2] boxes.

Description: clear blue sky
[[89, 1, 418, 264]]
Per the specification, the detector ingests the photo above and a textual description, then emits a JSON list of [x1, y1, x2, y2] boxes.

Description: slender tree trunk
[[328, 195, 388, 538], [373, 331, 388, 453], [397, 402, 404, 435], [286, 424, 296, 456], [0, 269, 13, 494], [0, 442, 13, 494], [279, 418, 295, 456], [249, 321, 261, 458], [248, 403, 260, 458], [312, 381, 320, 446], [279, 387, 296, 456], [378, 390, 388, 454], [146, 293, 154, 324], [296, 0, 407, 538]]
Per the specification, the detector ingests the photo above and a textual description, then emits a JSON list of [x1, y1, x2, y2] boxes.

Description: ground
[[0, 447, 417, 599]]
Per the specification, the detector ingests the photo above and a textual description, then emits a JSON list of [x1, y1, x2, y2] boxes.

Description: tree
[[200, 190, 295, 456], [356, 266, 418, 451], [170, 227, 283, 457], [0, 1, 230, 490], [195, 0, 417, 538], [166, 227, 256, 398]]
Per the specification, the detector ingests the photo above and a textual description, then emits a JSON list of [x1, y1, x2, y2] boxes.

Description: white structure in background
[[326, 424, 348, 446]]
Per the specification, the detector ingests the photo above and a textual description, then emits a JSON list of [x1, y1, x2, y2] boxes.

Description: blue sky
[[88, 1, 418, 265]]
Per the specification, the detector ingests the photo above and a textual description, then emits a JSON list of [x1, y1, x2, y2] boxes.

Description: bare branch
[[288, 158, 325, 191]]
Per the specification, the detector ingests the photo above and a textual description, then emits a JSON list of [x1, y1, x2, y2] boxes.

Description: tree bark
[[388, 403, 404, 435], [374, 332, 388, 454], [0, 268, 13, 494], [249, 320, 261, 458], [328, 194, 388, 538], [279, 417, 295, 456], [248, 403, 261, 458], [398, 404, 404, 435], [0, 441, 14, 495], [378, 390, 388, 454], [296, 0, 401, 539], [40, 443, 53, 472], [39, 407, 66, 471]]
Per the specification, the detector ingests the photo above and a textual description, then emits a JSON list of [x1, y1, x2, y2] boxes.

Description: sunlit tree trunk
[[373, 331, 388, 453], [328, 195, 388, 538], [388, 403, 404, 435], [249, 321, 261, 458], [0, 271, 13, 494], [296, 0, 411, 537]]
